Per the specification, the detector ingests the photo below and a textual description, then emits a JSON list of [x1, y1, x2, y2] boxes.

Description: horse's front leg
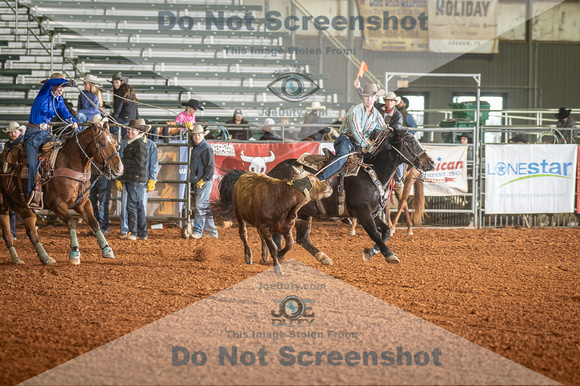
[[295, 217, 332, 265], [52, 202, 82, 265], [76, 199, 114, 259], [19, 207, 55, 265], [356, 211, 399, 264], [0, 207, 22, 264]]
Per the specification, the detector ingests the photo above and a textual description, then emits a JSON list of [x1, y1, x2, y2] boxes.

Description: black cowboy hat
[[458, 132, 473, 142], [181, 99, 204, 111], [555, 107, 571, 120], [509, 134, 528, 144], [107, 72, 129, 84]]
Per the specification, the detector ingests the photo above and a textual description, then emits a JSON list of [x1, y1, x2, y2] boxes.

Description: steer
[[232, 167, 332, 275]]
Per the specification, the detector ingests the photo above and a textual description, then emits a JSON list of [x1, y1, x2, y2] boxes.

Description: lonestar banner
[[208, 141, 321, 200], [356, 0, 429, 52], [485, 144, 577, 214], [428, 0, 499, 53], [422, 145, 468, 196]]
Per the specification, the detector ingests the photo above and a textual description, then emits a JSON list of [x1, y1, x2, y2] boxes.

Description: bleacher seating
[[0, 0, 347, 125]]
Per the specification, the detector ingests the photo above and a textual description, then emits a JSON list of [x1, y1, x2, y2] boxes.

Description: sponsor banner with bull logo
[[422, 145, 468, 196], [485, 144, 578, 214], [209, 141, 320, 200]]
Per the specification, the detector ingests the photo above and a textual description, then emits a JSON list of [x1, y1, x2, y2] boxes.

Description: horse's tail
[[410, 172, 426, 225], [211, 169, 245, 220]]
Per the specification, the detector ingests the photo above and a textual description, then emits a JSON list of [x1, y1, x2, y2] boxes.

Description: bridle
[[75, 125, 119, 177], [393, 133, 427, 171]]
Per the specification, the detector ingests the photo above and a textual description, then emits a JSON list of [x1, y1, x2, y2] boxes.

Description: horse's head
[[391, 131, 434, 172], [82, 122, 124, 177]]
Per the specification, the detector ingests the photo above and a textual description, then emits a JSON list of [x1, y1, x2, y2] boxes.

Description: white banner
[[428, 0, 499, 53], [485, 145, 577, 214], [422, 145, 468, 196]]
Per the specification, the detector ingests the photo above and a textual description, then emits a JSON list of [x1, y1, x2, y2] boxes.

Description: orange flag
[[357, 61, 368, 79]]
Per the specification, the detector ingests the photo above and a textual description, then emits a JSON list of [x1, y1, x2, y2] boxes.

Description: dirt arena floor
[[0, 222, 578, 386]]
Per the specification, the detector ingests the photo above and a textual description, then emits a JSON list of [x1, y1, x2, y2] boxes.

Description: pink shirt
[[175, 111, 196, 129]]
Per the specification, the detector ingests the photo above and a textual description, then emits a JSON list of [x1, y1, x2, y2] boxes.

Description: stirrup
[[27, 191, 43, 209]]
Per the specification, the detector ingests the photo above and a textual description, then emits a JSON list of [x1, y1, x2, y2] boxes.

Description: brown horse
[[0, 122, 123, 265]]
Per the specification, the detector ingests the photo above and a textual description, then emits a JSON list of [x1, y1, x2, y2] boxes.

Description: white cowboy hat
[[81, 74, 102, 87], [92, 115, 108, 124], [361, 84, 386, 97], [383, 91, 398, 101], [4, 121, 26, 134], [189, 124, 209, 135], [305, 101, 326, 111]]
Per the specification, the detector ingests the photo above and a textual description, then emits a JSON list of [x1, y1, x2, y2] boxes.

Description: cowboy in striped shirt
[[319, 83, 389, 181]]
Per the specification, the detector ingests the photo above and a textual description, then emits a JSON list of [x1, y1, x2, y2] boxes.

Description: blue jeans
[[89, 176, 111, 232], [23, 129, 51, 195], [75, 113, 88, 124], [396, 164, 405, 182], [319, 135, 356, 180], [125, 182, 147, 238], [193, 179, 217, 237], [120, 184, 148, 235]]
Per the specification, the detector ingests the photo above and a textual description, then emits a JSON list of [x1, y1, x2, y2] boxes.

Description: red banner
[[208, 141, 321, 200]]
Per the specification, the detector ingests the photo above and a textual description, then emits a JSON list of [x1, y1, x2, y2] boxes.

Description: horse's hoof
[[42, 256, 56, 265], [363, 247, 379, 262], [315, 252, 332, 265], [245, 256, 252, 265], [102, 246, 115, 259], [13, 259, 24, 265], [348, 230, 356, 236], [69, 251, 81, 265], [385, 252, 400, 264], [407, 230, 413, 236], [274, 264, 283, 276]]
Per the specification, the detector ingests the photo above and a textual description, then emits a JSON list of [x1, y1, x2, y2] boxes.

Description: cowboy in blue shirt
[[25, 73, 78, 207]]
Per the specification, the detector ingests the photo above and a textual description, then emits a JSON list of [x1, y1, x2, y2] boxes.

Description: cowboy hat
[[40, 72, 74, 86], [127, 118, 151, 133], [92, 115, 108, 124], [189, 124, 209, 135], [108, 72, 125, 83], [555, 107, 571, 120], [234, 109, 243, 115], [305, 101, 326, 111], [80, 73, 102, 87], [4, 121, 26, 134], [383, 91, 398, 101], [361, 83, 386, 97], [181, 99, 204, 111], [509, 134, 528, 144]]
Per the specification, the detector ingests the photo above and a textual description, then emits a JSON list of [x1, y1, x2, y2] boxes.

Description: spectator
[[116, 119, 148, 241], [25, 73, 78, 208], [176, 99, 203, 128], [299, 101, 326, 140], [110, 73, 137, 137], [75, 74, 104, 124], [509, 134, 529, 144], [88, 115, 112, 235], [397, 96, 418, 131], [188, 124, 218, 239], [118, 118, 158, 238], [319, 84, 407, 181], [226, 109, 250, 140], [259, 118, 281, 141], [459, 133, 472, 144], [2, 122, 26, 238], [555, 107, 577, 143]]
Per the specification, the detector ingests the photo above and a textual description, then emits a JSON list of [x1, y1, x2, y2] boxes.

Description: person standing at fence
[[555, 107, 577, 143], [259, 118, 282, 141], [188, 125, 218, 239], [226, 108, 249, 140], [88, 115, 112, 235], [2, 122, 26, 238], [116, 120, 148, 241]]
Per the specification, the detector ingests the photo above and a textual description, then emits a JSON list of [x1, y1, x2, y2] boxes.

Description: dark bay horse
[[268, 131, 434, 265], [0, 122, 123, 265]]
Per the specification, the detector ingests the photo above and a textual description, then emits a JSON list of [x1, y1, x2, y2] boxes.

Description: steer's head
[[291, 166, 333, 200]]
